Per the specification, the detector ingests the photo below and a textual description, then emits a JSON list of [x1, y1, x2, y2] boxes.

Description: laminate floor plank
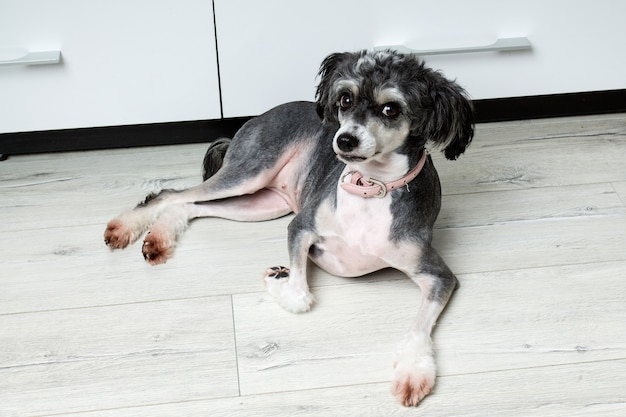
[[0, 297, 238, 417], [52, 359, 626, 417], [612, 181, 626, 205], [432, 114, 626, 195], [436, 182, 625, 229]]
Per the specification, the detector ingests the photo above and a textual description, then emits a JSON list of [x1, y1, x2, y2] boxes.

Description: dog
[[104, 49, 474, 406]]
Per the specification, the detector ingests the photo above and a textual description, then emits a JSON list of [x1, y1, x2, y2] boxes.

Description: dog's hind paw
[[263, 266, 315, 313], [142, 230, 174, 265], [104, 219, 137, 249]]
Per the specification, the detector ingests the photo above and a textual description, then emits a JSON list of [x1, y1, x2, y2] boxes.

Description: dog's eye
[[381, 103, 400, 119], [339, 94, 353, 109]]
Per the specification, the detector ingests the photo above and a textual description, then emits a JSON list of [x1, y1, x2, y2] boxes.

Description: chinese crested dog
[[105, 49, 474, 406]]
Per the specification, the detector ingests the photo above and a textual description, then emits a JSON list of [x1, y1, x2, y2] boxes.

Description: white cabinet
[[0, 0, 221, 134], [2, 1, 625, 136], [214, 0, 626, 118]]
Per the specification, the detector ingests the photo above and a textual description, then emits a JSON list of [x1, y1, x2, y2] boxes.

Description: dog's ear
[[417, 68, 475, 160], [315, 52, 352, 123]]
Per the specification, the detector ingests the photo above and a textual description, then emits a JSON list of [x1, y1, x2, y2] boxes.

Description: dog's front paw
[[104, 218, 139, 249], [263, 266, 315, 313], [265, 266, 291, 279], [142, 230, 175, 265], [391, 333, 437, 407]]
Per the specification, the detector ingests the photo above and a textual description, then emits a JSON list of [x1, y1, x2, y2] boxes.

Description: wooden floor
[[2, 113, 626, 416]]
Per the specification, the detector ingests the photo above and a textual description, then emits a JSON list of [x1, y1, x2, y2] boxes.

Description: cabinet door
[[215, 0, 626, 118], [0, 0, 220, 134]]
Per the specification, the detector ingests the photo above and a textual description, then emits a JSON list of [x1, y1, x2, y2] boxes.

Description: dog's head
[[315, 50, 474, 162]]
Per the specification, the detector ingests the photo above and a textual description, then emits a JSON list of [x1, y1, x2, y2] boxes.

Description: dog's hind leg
[[104, 138, 233, 251], [141, 190, 293, 264], [104, 137, 301, 254], [391, 246, 458, 407], [104, 187, 208, 251], [105, 108, 319, 264]]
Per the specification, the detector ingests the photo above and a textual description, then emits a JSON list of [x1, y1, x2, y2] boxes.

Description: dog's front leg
[[392, 247, 458, 407], [263, 215, 316, 313]]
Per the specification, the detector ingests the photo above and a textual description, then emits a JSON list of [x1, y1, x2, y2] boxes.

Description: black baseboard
[[0, 117, 250, 158], [473, 89, 626, 123], [2, 89, 625, 157]]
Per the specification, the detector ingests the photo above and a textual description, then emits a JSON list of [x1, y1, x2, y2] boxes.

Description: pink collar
[[340, 150, 428, 198]]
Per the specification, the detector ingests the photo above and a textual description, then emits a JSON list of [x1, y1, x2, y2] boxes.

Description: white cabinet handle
[[0, 49, 61, 66], [375, 37, 531, 56]]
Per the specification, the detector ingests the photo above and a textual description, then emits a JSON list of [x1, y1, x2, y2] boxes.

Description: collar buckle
[[367, 178, 387, 198]]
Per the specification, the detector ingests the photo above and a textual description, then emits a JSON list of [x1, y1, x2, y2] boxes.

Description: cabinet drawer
[[215, 0, 626, 118], [0, 0, 220, 134]]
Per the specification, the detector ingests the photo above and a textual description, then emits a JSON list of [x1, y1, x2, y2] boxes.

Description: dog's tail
[[202, 138, 231, 181]]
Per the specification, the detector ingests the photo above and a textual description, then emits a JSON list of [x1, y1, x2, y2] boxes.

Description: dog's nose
[[337, 134, 360, 152]]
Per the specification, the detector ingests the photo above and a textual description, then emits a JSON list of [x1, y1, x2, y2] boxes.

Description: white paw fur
[[263, 267, 315, 313], [391, 332, 437, 407]]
